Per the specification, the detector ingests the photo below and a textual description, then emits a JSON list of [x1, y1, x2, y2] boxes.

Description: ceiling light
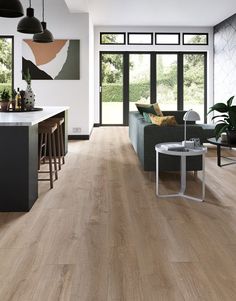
[[0, 0, 24, 18], [17, 0, 43, 34], [33, 0, 54, 43]]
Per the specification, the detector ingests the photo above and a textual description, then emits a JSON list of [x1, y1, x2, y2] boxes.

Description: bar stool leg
[[43, 133, 47, 164], [56, 127, 62, 170], [52, 132, 58, 180], [60, 125, 65, 164], [48, 133, 53, 189]]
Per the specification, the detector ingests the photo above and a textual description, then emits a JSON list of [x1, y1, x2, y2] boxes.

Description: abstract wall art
[[22, 39, 80, 80]]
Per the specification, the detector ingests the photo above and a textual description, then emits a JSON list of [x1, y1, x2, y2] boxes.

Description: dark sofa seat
[[129, 111, 215, 171]]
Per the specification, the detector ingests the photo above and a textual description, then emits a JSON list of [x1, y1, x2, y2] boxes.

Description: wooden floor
[[1, 127, 236, 300]]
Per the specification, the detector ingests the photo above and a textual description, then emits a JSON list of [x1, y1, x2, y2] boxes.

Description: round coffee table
[[155, 142, 207, 202], [207, 137, 236, 167]]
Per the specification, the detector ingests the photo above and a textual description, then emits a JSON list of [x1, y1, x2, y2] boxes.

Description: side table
[[155, 142, 207, 202]]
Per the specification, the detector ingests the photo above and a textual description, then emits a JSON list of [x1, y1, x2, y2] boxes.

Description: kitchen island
[[0, 106, 69, 212]]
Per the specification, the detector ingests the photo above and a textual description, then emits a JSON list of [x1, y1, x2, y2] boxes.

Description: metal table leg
[[217, 144, 221, 167], [180, 156, 186, 194], [156, 151, 159, 196], [156, 153, 204, 202]]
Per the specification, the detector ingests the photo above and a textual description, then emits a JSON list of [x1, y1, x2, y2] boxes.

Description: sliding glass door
[[100, 53, 124, 124], [156, 54, 178, 110], [129, 54, 151, 112], [0, 36, 13, 95], [183, 53, 206, 123], [100, 51, 207, 125]]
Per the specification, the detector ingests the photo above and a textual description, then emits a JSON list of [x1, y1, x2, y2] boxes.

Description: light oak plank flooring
[[0, 127, 236, 300]]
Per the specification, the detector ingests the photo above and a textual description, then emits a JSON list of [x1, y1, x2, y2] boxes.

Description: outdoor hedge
[[102, 82, 150, 102]]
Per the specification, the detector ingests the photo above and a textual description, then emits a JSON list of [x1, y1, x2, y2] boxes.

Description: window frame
[[155, 32, 180, 45], [183, 33, 209, 45], [100, 32, 126, 45], [127, 32, 153, 45], [99, 51, 207, 125], [0, 35, 14, 94]]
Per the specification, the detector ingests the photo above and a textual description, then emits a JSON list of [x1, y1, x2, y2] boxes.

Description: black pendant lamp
[[0, 0, 24, 18], [33, 0, 54, 43], [17, 0, 43, 34]]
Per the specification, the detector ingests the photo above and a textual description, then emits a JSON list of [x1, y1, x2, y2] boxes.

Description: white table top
[[0, 106, 69, 126], [155, 142, 207, 156]]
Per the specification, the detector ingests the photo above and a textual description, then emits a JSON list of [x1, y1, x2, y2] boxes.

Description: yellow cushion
[[135, 102, 163, 116], [149, 114, 177, 126], [152, 103, 163, 116]]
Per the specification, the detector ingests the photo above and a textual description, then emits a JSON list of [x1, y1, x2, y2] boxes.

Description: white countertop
[[0, 106, 69, 126]]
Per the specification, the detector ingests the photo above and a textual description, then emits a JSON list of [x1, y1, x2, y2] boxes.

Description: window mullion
[[177, 53, 184, 110]]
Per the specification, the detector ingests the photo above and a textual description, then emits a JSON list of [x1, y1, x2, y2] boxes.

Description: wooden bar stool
[[48, 117, 65, 170], [38, 121, 58, 189]]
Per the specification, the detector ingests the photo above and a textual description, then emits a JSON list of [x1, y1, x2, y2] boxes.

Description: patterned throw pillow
[[149, 114, 177, 126], [143, 112, 152, 123], [135, 103, 163, 116]]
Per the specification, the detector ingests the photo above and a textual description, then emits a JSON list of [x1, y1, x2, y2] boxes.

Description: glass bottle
[[15, 88, 21, 110]]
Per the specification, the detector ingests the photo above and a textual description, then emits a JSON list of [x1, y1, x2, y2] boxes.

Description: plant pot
[[1, 101, 9, 111], [10, 99, 16, 111], [227, 130, 236, 145]]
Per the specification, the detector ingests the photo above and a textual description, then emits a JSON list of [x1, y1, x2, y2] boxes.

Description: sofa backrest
[[129, 110, 195, 125], [162, 111, 195, 125]]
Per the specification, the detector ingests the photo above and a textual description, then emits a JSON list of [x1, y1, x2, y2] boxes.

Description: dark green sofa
[[129, 111, 215, 171]]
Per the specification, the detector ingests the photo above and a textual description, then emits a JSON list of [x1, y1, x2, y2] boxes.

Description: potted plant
[[208, 96, 236, 143], [23, 68, 31, 85], [11, 89, 17, 110], [0, 89, 11, 111]]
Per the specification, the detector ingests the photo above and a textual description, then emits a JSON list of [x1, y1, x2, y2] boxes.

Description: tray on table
[[0, 108, 43, 112]]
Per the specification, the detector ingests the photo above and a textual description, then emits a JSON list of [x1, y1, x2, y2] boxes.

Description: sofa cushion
[[143, 112, 152, 123], [136, 102, 163, 116], [153, 103, 163, 116], [149, 114, 177, 126]]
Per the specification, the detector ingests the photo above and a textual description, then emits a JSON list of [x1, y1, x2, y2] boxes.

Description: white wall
[[0, 0, 93, 136], [94, 26, 214, 124], [89, 15, 95, 133]]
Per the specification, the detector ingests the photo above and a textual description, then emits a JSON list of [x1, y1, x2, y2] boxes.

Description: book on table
[[161, 144, 186, 151]]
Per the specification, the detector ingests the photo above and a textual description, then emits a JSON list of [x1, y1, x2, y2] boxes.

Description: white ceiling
[[65, 0, 236, 26]]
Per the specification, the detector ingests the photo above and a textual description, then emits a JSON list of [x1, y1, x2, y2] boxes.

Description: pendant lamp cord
[[42, 0, 45, 22], [29, 0, 31, 8]]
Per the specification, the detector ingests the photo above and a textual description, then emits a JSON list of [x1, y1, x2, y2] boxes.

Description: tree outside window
[[0, 37, 13, 95]]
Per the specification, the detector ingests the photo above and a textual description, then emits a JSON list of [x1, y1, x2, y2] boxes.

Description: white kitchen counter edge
[[0, 106, 69, 126]]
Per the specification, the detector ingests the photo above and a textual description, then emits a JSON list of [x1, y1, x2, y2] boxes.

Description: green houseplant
[[23, 68, 31, 85], [0, 89, 11, 111], [208, 96, 236, 143]]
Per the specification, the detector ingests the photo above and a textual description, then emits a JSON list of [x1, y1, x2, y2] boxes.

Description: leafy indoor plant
[[0, 89, 11, 111], [23, 68, 31, 85], [208, 96, 236, 142]]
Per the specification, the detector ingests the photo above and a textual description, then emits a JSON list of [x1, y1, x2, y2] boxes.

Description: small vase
[[24, 84, 35, 110]]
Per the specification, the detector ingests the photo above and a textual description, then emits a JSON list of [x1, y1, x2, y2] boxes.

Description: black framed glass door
[[156, 53, 178, 110], [0, 36, 14, 95], [129, 53, 151, 112], [183, 53, 206, 123], [100, 51, 207, 125], [100, 53, 124, 125]]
